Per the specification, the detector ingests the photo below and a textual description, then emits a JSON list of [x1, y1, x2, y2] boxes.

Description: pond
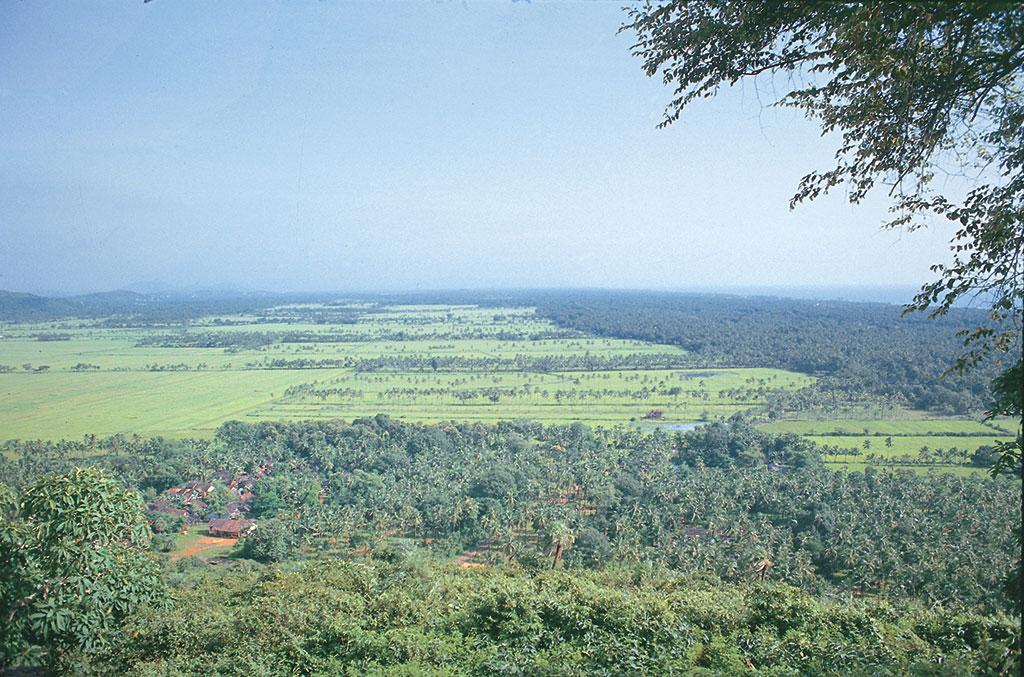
[[655, 422, 707, 431]]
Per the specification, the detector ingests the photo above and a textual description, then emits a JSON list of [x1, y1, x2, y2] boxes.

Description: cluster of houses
[[146, 463, 273, 539]]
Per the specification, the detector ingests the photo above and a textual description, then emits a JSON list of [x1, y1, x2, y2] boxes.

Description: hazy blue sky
[[1, 1, 956, 295]]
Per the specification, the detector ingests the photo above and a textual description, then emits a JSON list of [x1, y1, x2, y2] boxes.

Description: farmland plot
[[0, 305, 811, 439]]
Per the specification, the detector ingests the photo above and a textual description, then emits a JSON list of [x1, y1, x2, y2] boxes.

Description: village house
[[147, 501, 189, 520], [207, 518, 256, 538]]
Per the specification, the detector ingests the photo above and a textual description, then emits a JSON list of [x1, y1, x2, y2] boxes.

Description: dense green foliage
[[3, 417, 1018, 613], [536, 291, 1008, 414], [104, 559, 1019, 675], [987, 360, 1024, 477], [0, 468, 165, 670]]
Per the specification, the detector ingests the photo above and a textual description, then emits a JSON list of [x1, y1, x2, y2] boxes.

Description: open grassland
[[0, 305, 812, 439]]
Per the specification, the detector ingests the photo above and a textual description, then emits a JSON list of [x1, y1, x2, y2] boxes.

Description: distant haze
[[2, 2, 956, 296]]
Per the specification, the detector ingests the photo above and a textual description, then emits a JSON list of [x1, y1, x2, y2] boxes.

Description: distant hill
[[0, 289, 150, 321], [0, 290, 58, 319], [0, 289, 314, 322]]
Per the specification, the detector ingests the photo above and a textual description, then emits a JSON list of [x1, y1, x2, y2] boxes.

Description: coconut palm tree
[[545, 521, 576, 569]]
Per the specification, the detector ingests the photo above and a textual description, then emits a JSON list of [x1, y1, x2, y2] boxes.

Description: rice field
[[758, 418, 1011, 436], [806, 434, 1013, 456], [255, 366, 810, 427], [2, 302, 1009, 477], [759, 416, 1018, 474], [825, 462, 990, 477], [0, 368, 340, 440], [0, 305, 812, 440]]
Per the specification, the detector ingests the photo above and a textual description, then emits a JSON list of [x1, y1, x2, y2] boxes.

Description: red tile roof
[[207, 519, 255, 537]]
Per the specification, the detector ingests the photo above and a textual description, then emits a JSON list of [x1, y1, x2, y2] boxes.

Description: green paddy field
[[1, 305, 809, 438], [2, 303, 1014, 475]]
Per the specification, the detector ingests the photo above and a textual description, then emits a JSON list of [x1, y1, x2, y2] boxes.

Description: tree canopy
[[0, 468, 165, 671], [624, 1, 1023, 370]]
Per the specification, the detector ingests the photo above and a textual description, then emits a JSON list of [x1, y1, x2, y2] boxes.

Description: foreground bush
[[108, 559, 1019, 675], [0, 469, 166, 672]]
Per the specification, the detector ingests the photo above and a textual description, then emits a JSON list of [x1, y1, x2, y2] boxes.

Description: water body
[[658, 422, 706, 431]]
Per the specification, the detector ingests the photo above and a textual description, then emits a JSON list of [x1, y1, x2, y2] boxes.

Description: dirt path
[[452, 536, 497, 568], [171, 535, 238, 560]]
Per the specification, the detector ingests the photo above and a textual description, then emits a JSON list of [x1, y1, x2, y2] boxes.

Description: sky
[[0, 1, 958, 296]]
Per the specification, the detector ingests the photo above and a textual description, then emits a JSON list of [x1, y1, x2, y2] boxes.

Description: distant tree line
[[136, 327, 575, 349], [532, 291, 1012, 414]]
